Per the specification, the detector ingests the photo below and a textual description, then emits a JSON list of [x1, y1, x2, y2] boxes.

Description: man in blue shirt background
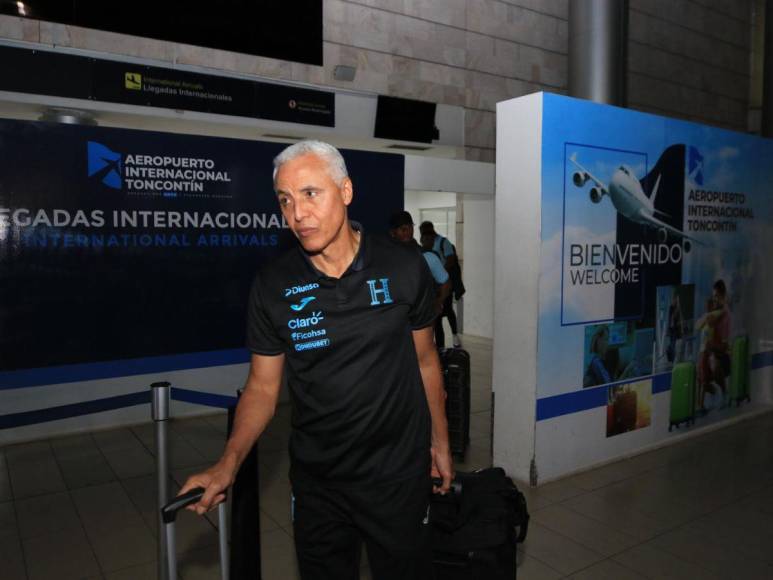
[[420, 220, 463, 348], [389, 210, 450, 317]]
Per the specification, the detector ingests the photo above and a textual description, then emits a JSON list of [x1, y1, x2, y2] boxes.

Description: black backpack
[[431, 468, 530, 579], [426, 239, 466, 300], [447, 255, 466, 300]]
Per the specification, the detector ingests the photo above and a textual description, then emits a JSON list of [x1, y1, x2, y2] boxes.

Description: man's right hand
[[176, 354, 284, 515], [178, 456, 237, 515]]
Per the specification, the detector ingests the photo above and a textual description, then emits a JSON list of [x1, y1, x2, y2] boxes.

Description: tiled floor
[[1, 335, 772, 579]]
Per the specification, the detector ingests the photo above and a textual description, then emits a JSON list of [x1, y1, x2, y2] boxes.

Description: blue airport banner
[[0, 120, 403, 378], [536, 94, 773, 435]]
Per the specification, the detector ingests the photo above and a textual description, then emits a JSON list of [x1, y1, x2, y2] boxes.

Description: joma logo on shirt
[[290, 296, 316, 311]]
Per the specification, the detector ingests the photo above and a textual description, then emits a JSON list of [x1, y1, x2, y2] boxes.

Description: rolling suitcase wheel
[[161, 487, 230, 580]]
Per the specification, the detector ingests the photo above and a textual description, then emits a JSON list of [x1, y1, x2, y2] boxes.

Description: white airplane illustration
[[569, 153, 701, 250]]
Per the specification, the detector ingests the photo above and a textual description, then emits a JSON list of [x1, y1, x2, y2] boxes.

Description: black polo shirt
[[246, 224, 437, 488]]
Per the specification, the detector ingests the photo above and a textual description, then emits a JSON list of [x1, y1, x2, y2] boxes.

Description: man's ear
[[341, 177, 354, 206]]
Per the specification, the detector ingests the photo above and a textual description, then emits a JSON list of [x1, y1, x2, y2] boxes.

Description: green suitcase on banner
[[670, 362, 695, 430], [729, 336, 751, 406]]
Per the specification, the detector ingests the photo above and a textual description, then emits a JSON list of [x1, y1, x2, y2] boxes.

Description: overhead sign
[[0, 46, 335, 127]]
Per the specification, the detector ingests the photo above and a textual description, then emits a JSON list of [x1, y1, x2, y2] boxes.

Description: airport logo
[[688, 146, 704, 185], [86, 144, 232, 197], [87, 141, 123, 189], [290, 296, 316, 311], [125, 72, 142, 90]]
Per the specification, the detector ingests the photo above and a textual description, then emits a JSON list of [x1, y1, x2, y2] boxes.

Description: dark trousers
[[292, 473, 434, 580], [434, 294, 458, 348]]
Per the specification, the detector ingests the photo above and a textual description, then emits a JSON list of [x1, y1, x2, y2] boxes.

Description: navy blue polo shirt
[[246, 224, 437, 487]]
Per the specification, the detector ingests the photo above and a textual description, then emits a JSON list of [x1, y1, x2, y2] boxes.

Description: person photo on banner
[[584, 323, 642, 388], [666, 291, 684, 363], [584, 326, 613, 387], [696, 279, 731, 414]]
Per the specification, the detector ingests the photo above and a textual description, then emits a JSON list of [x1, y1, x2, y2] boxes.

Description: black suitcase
[[440, 347, 471, 458], [431, 468, 529, 580]]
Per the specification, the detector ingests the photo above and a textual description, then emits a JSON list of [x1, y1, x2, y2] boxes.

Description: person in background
[[389, 210, 450, 317], [419, 221, 463, 348]]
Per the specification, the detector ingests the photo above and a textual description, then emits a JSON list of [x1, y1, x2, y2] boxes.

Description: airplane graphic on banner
[[569, 153, 702, 251]]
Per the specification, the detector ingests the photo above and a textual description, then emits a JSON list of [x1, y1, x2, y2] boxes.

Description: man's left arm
[[436, 280, 451, 313], [413, 326, 454, 494]]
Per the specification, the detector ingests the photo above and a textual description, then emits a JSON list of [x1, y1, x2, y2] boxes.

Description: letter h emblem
[[366, 278, 393, 306]]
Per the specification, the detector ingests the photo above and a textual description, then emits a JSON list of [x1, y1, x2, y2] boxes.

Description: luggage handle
[[513, 491, 530, 544], [514, 516, 529, 544], [432, 477, 463, 495], [161, 486, 207, 523], [161, 487, 230, 580]]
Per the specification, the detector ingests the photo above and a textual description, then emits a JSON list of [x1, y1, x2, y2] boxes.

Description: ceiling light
[[39, 108, 98, 126]]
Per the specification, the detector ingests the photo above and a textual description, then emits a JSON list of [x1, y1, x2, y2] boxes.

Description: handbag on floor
[[431, 467, 529, 579]]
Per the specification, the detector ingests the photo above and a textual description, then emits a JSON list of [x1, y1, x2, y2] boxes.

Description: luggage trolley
[[161, 488, 230, 580], [152, 382, 261, 580]]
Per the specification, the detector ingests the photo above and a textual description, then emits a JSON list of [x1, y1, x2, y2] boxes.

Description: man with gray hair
[[180, 139, 453, 580]]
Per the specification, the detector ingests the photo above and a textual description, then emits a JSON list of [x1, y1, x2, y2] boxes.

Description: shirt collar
[[298, 220, 369, 279]]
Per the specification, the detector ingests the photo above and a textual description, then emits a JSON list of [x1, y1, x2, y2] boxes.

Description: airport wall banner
[[536, 93, 773, 437], [0, 120, 403, 380]]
